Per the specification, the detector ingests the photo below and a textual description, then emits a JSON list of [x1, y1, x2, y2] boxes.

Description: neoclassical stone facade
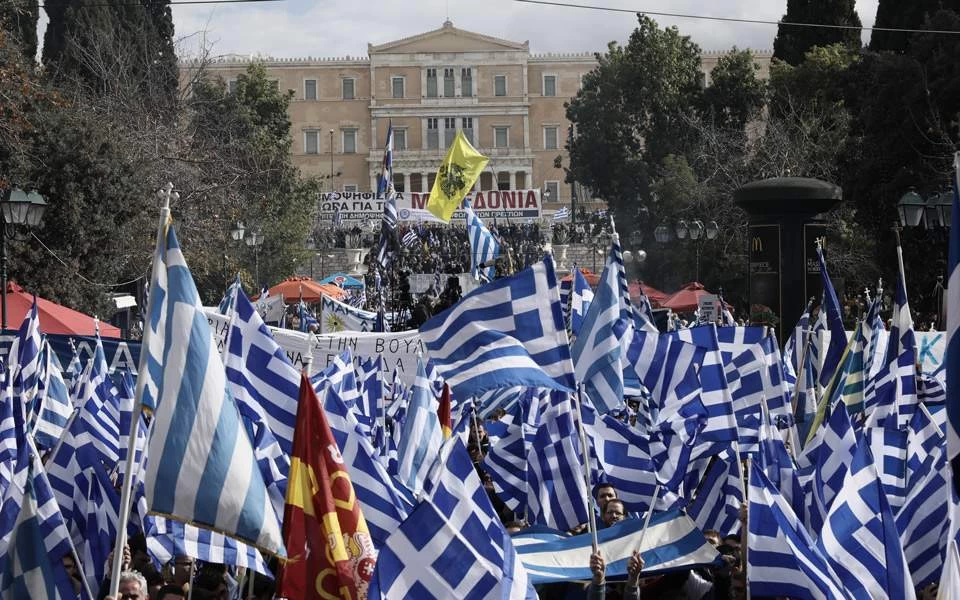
[[186, 21, 772, 212]]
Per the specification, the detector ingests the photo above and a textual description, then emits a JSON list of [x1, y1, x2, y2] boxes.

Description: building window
[[393, 173, 405, 192], [393, 128, 407, 150], [497, 172, 510, 191], [343, 184, 358, 193], [494, 126, 508, 148], [304, 130, 319, 155], [443, 67, 455, 97], [444, 117, 456, 147], [545, 180, 560, 203], [228, 79, 238, 94], [426, 68, 438, 98], [543, 74, 557, 97], [342, 129, 357, 154], [392, 76, 404, 99], [427, 118, 439, 149], [543, 126, 558, 150], [304, 79, 317, 100], [342, 78, 355, 100], [461, 118, 474, 145], [494, 75, 506, 97], [461, 68, 473, 97]]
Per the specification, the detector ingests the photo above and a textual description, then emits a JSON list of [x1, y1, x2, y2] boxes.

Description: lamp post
[[224, 221, 245, 281], [245, 230, 265, 288], [0, 188, 48, 330], [654, 219, 719, 282], [587, 225, 611, 272], [622, 229, 647, 273]]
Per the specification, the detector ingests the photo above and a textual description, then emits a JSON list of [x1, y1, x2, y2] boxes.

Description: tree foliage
[[773, 0, 862, 66], [0, 0, 38, 61], [870, 0, 960, 53]]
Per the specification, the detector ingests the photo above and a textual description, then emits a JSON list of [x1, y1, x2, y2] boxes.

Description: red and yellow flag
[[277, 373, 377, 599], [438, 383, 452, 439]]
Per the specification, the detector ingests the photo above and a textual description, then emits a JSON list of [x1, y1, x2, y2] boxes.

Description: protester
[[588, 549, 644, 599], [601, 498, 627, 528], [595, 483, 618, 513]]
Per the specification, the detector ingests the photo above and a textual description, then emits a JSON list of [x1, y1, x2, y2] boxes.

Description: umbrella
[[318, 273, 366, 289], [265, 276, 348, 304], [629, 281, 668, 307], [560, 268, 600, 287], [2, 282, 122, 337], [660, 282, 718, 313]]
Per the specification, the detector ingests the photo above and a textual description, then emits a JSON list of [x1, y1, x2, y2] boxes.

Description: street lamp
[[897, 189, 926, 228], [654, 218, 721, 282], [245, 230, 265, 287], [0, 188, 47, 330], [231, 221, 246, 241]]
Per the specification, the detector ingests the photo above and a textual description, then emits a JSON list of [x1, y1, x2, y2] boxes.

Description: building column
[[403, 172, 411, 193], [511, 170, 520, 191], [370, 174, 378, 192]]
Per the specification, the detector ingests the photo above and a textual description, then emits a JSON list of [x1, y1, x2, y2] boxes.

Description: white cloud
[[170, 0, 881, 59]]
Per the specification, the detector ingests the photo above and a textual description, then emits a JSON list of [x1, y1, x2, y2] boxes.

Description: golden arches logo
[[752, 237, 763, 252]]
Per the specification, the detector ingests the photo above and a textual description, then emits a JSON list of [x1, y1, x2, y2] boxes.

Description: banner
[[318, 189, 543, 224], [255, 294, 286, 323], [319, 295, 378, 333], [0, 334, 141, 375], [311, 330, 425, 388]]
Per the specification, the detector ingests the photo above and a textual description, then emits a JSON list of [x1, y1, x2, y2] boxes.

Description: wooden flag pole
[[109, 183, 174, 598]]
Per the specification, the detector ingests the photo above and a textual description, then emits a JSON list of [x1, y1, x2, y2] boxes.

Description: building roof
[[368, 19, 528, 54]]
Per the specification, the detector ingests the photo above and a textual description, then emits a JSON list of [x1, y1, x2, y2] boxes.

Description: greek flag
[[10, 296, 42, 409], [513, 510, 720, 585], [319, 380, 414, 547], [75, 337, 120, 467], [948, 152, 960, 496], [420, 255, 576, 399], [571, 235, 624, 414], [371, 437, 534, 599], [217, 273, 242, 315], [724, 334, 792, 455], [817, 246, 848, 388], [895, 447, 950, 589], [224, 288, 300, 455], [396, 358, 442, 495], [31, 348, 72, 451], [552, 207, 570, 221], [140, 221, 284, 556], [376, 125, 397, 269], [569, 267, 594, 339], [784, 298, 814, 386], [377, 119, 394, 195], [687, 449, 743, 536], [146, 516, 270, 577], [865, 424, 909, 513], [816, 443, 914, 599], [796, 398, 858, 534], [401, 229, 419, 249], [747, 464, 847, 600], [465, 198, 500, 282], [0, 445, 76, 600], [889, 241, 919, 429], [526, 391, 589, 532]]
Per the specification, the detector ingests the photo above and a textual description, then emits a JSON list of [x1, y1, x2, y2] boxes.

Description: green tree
[[699, 48, 766, 132], [870, 0, 960, 53], [565, 14, 703, 216], [0, 0, 38, 60], [773, 0, 862, 66], [184, 63, 314, 301]]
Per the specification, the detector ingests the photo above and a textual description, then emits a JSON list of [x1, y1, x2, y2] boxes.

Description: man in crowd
[[589, 549, 644, 600], [601, 498, 627, 528]]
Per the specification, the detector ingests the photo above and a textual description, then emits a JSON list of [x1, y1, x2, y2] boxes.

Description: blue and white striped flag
[[400, 229, 419, 249], [569, 266, 594, 340], [724, 334, 793, 455], [146, 516, 271, 577], [948, 152, 960, 496], [816, 443, 915, 599], [482, 392, 541, 513], [526, 391, 589, 531], [420, 255, 576, 399], [784, 298, 814, 387], [75, 337, 120, 468], [318, 380, 414, 548], [376, 123, 397, 270], [371, 437, 535, 599], [513, 510, 720, 584], [10, 296, 42, 411], [889, 239, 919, 430], [465, 198, 500, 282], [796, 398, 858, 534], [571, 234, 625, 414], [139, 220, 284, 556], [817, 246, 849, 389], [687, 449, 743, 537], [224, 288, 300, 456], [552, 207, 570, 221], [748, 463, 847, 600], [865, 424, 909, 513], [31, 347, 72, 451], [396, 357, 442, 495], [895, 446, 950, 590]]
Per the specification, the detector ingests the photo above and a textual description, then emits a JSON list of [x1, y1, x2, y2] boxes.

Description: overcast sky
[[157, 0, 881, 60]]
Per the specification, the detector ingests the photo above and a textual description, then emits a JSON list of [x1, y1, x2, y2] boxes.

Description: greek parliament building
[[187, 20, 772, 213]]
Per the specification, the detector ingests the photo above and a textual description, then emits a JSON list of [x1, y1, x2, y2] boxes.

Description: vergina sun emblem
[[438, 163, 467, 197]]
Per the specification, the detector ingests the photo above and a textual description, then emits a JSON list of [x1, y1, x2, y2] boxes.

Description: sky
[[157, 0, 881, 60]]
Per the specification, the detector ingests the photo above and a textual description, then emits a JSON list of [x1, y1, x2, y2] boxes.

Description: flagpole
[[246, 569, 255, 599], [572, 386, 599, 552], [635, 483, 660, 552], [109, 183, 174, 599], [744, 457, 751, 600], [378, 353, 386, 453]]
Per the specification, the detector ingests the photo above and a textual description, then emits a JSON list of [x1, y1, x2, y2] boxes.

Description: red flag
[[438, 383, 452, 439], [277, 373, 377, 599]]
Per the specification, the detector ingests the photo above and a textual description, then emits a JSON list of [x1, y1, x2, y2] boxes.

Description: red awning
[[628, 281, 669, 307], [660, 282, 717, 313], [561, 268, 600, 287], [3, 282, 122, 337]]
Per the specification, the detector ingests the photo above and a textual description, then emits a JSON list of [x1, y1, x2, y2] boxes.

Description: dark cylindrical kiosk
[[734, 177, 842, 343]]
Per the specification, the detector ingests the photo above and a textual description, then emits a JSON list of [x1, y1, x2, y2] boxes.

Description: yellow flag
[[427, 130, 488, 222]]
